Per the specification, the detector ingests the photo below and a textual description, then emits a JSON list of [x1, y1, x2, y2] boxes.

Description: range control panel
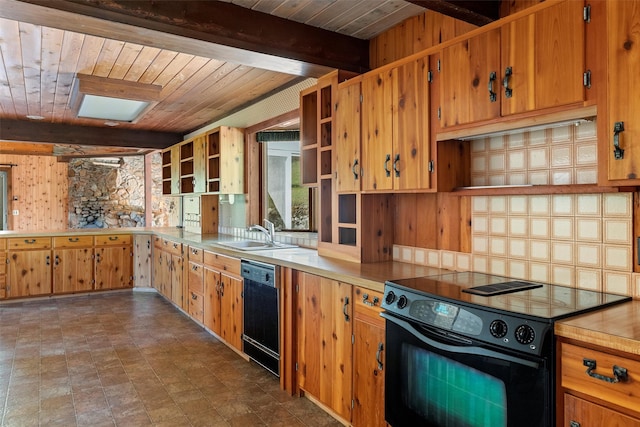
[[382, 283, 551, 357]]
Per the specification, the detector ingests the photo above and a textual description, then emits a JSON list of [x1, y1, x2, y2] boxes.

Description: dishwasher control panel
[[241, 260, 276, 287]]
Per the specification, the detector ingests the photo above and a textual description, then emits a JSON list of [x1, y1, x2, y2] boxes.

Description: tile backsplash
[[394, 121, 639, 298]]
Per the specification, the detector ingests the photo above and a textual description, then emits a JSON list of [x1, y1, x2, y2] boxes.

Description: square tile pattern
[[0, 292, 341, 427], [394, 192, 637, 297]]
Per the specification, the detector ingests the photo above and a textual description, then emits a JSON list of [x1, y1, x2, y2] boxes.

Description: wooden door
[[501, 0, 585, 115], [219, 126, 244, 194], [297, 272, 353, 420], [170, 253, 183, 308], [53, 248, 94, 293], [394, 56, 431, 190], [170, 145, 181, 194], [204, 267, 222, 335], [95, 246, 132, 290], [220, 273, 243, 351], [606, 0, 640, 181], [8, 250, 52, 297], [353, 318, 385, 427], [440, 29, 501, 127], [335, 78, 362, 193], [564, 394, 640, 427], [193, 135, 207, 193], [361, 69, 394, 191]]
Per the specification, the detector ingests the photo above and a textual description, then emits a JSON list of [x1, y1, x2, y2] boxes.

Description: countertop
[[555, 300, 640, 356], [0, 227, 444, 293]]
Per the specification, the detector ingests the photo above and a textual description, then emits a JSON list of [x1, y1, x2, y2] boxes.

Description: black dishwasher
[[241, 259, 280, 376]]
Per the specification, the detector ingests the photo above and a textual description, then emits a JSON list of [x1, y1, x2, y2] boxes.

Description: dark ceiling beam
[[0, 120, 182, 149], [0, 0, 370, 77], [406, 0, 500, 26]]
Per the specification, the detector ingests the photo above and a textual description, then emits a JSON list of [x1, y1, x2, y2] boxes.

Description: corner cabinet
[[152, 237, 184, 308]]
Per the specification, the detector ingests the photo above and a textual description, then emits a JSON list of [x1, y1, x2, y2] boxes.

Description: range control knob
[[489, 320, 508, 338], [514, 325, 536, 345], [397, 295, 408, 309], [385, 291, 396, 305]]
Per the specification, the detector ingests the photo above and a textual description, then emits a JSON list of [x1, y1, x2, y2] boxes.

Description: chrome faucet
[[248, 219, 275, 245]]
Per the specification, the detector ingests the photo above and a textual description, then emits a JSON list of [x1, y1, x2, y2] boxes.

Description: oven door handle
[[381, 312, 540, 369]]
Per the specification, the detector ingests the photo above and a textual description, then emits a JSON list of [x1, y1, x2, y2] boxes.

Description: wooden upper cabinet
[[217, 126, 245, 194], [335, 77, 362, 193], [605, 0, 640, 182], [440, 28, 501, 127], [501, 0, 586, 115], [361, 56, 431, 191]]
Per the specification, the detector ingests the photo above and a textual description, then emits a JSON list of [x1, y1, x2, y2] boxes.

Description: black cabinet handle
[[384, 154, 391, 177], [488, 71, 497, 102], [352, 159, 359, 180], [68, 237, 79, 242], [46, 255, 50, 266], [362, 293, 379, 307], [503, 67, 513, 98], [583, 358, 628, 383], [393, 154, 400, 177], [376, 342, 384, 370], [613, 121, 625, 160], [24, 239, 36, 244], [108, 236, 118, 241], [343, 296, 350, 322], [570, 422, 580, 427], [55, 255, 60, 266]]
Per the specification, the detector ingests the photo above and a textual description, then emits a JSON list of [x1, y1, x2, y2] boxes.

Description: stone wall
[[68, 157, 148, 228]]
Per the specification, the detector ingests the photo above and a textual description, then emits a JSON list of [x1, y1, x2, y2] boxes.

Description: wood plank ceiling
[[0, 0, 496, 157]]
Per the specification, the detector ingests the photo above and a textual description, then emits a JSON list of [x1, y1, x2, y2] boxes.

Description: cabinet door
[[170, 254, 183, 308], [170, 145, 181, 194], [219, 126, 244, 194], [204, 267, 221, 335], [193, 135, 207, 193], [362, 69, 394, 191], [335, 79, 362, 193], [220, 273, 243, 351], [297, 273, 353, 420], [53, 248, 94, 293], [606, 0, 640, 181], [501, 0, 585, 115], [8, 250, 52, 297], [395, 56, 431, 190], [564, 394, 640, 427], [440, 29, 501, 127], [353, 318, 385, 427], [152, 247, 163, 293], [95, 246, 132, 290]]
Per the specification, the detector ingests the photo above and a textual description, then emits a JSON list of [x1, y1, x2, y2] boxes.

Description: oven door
[[382, 312, 550, 427]]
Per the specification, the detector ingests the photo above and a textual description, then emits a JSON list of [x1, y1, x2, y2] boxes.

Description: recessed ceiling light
[[26, 115, 45, 120]]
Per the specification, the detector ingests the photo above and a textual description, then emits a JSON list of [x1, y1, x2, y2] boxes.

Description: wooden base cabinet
[[152, 237, 184, 307], [53, 235, 94, 293], [558, 339, 640, 425], [296, 272, 353, 422], [0, 239, 6, 299], [203, 250, 243, 352], [7, 237, 52, 298], [187, 246, 205, 323], [352, 287, 386, 427], [94, 235, 132, 290]]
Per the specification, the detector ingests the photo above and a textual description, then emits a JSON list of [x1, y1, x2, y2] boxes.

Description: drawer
[[95, 234, 132, 246], [8, 237, 52, 250], [188, 262, 204, 294], [54, 235, 94, 248], [564, 394, 640, 426], [187, 246, 204, 263], [560, 342, 640, 413], [188, 291, 204, 322], [159, 239, 182, 256], [354, 286, 384, 327], [0, 239, 5, 250], [184, 196, 200, 214], [204, 251, 240, 276]]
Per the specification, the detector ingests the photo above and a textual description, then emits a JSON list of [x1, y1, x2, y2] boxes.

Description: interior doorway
[[0, 171, 6, 230]]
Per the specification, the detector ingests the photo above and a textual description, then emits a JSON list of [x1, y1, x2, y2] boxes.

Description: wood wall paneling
[[0, 154, 68, 230]]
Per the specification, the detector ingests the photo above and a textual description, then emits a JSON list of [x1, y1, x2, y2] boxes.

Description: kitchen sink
[[216, 240, 297, 251]]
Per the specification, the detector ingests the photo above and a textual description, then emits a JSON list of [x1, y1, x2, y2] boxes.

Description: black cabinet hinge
[[583, 5, 591, 22]]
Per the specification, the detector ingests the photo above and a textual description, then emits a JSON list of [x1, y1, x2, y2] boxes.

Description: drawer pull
[[583, 358, 629, 383], [570, 422, 580, 427], [68, 237, 80, 242], [191, 292, 197, 300], [362, 293, 380, 307], [24, 239, 36, 244], [376, 342, 384, 371], [108, 236, 119, 241]]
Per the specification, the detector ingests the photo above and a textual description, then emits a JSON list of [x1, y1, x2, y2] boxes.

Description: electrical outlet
[[12, 210, 18, 215]]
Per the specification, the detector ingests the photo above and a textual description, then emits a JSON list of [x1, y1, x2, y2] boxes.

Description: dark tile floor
[[0, 291, 343, 427]]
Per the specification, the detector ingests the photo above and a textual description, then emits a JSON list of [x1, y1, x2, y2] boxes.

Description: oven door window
[[385, 316, 549, 427]]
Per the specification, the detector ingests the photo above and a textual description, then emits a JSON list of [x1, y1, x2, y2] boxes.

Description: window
[[263, 140, 315, 231]]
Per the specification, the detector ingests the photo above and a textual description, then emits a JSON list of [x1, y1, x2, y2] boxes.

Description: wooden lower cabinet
[[187, 256, 205, 323], [95, 246, 132, 290], [202, 250, 243, 352], [353, 287, 386, 427], [152, 237, 183, 307], [53, 247, 94, 293], [296, 272, 353, 421], [559, 339, 640, 425], [0, 239, 6, 299], [8, 248, 52, 297]]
